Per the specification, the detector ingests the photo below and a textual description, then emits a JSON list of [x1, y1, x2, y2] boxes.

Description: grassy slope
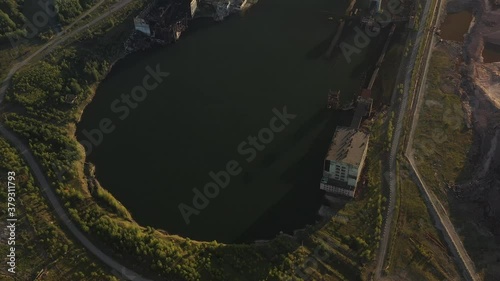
[[0, 137, 117, 280], [386, 169, 461, 280], [408, 47, 475, 279], [413, 49, 473, 204], [413, 46, 500, 278]]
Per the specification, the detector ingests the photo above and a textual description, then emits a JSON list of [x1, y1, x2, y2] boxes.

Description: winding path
[[0, 1, 152, 280], [0, 125, 151, 281]]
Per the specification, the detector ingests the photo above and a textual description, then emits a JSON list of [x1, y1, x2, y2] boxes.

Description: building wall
[[134, 18, 151, 36], [324, 160, 359, 188], [320, 182, 355, 197], [321, 136, 369, 198]]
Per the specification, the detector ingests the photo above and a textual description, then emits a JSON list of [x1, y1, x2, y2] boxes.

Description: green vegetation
[[0, 0, 27, 44], [409, 45, 500, 278], [377, 3, 465, 277], [56, 0, 100, 25], [378, 44, 404, 104], [413, 49, 472, 202], [0, 137, 117, 280], [385, 164, 461, 280], [56, 0, 84, 25], [3, 113, 81, 181], [93, 182, 133, 221], [0, 0, 102, 40], [0, 1, 405, 280]]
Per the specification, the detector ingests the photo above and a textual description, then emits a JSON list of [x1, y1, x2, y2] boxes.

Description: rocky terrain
[[467, 0, 500, 108], [443, 0, 500, 278]]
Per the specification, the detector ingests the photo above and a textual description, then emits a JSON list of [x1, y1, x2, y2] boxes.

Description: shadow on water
[[235, 109, 353, 243], [77, 0, 379, 243], [305, 21, 341, 60]]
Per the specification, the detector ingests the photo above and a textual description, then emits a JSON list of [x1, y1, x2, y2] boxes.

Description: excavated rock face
[[464, 0, 500, 108], [441, 0, 500, 277], [464, 0, 500, 215]]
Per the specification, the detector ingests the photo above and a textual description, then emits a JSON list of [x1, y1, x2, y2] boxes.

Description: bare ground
[[439, 0, 500, 279]]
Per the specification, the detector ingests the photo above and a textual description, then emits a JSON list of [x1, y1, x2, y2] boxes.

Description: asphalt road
[[373, 0, 436, 277], [0, 1, 152, 280]]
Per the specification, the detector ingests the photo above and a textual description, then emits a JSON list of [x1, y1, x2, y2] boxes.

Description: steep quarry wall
[[465, 0, 500, 108], [439, 0, 500, 279]]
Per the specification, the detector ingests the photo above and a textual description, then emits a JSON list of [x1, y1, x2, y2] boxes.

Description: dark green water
[[483, 42, 500, 63], [78, 0, 380, 243]]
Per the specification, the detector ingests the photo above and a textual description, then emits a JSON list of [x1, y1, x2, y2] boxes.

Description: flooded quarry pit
[[77, 0, 386, 243], [440, 10, 473, 42]]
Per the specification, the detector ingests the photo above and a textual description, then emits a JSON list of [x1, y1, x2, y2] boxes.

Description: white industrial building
[[320, 127, 370, 197], [134, 17, 152, 36]]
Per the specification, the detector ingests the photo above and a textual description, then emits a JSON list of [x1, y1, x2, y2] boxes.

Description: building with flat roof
[[320, 127, 370, 197]]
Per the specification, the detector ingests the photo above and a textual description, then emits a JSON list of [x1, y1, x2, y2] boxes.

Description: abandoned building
[[133, 0, 193, 43], [320, 127, 370, 197]]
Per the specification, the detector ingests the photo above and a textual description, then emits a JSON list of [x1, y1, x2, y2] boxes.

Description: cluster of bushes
[[8, 48, 108, 120], [93, 184, 133, 220], [0, 0, 103, 47], [0, 137, 117, 280], [55, 0, 101, 25], [4, 113, 80, 181], [0, 0, 27, 43]]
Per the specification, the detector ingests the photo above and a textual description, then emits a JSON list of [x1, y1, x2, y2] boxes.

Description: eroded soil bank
[[438, 0, 500, 279]]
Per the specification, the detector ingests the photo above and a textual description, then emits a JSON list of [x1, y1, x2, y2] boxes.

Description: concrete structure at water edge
[[204, 0, 258, 21], [350, 89, 374, 129], [190, 0, 198, 17], [320, 127, 370, 197], [132, 0, 190, 42], [134, 17, 152, 36]]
